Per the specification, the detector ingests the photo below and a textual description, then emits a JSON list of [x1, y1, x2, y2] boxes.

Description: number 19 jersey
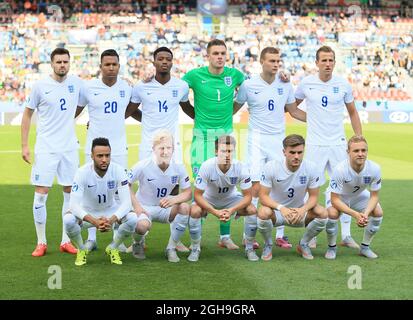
[[128, 157, 191, 206]]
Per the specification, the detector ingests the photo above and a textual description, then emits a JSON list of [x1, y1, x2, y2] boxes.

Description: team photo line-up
[[21, 39, 383, 266]]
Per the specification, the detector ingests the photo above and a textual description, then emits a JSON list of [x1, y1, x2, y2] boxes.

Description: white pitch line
[[0, 143, 141, 153]]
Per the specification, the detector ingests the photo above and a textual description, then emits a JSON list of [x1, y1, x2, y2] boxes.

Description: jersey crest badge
[[230, 177, 238, 184], [171, 176, 178, 184], [108, 180, 115, 189], [120, 90, 125, 98], [299, 176, 307, 185], [224, 76, 232, 87], [363, 176, 371, 184], [277, 88, 283, 95], [172, 90, 178, 98], [68, 85, 74, 93], [333, 87, 339, 94]]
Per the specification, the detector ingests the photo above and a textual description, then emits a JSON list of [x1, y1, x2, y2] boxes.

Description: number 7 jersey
[[260, 159, 322, 208]]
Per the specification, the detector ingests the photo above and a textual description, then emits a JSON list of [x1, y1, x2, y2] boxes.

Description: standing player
[[127, 47, 191, 164], [127, 47, 191, 252], [257, 134, 327, 260], [21, 48, 83, 257], [325, 135, 383, 259], [128, 130, 192, 263], [63, 138, 138, 266], [181, 39, 245, 250], [234, 47, 306, 249], [189, 135, 258, 262], [76, 49, 132, 251], [295, 46, 362, 248]]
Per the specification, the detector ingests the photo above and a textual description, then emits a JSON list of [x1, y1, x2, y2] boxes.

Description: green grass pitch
[[0, 123, 412, 299]]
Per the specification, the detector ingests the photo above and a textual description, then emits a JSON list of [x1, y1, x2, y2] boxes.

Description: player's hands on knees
[[22, 146, 31, 164], [159, 197, 176, 208]]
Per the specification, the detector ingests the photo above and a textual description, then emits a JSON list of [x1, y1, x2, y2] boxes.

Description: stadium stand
[[0, 0, 412, 109]]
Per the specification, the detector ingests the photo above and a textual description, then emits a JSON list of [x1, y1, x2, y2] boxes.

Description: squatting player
[[64, 137, 138, 266], [189, 135, 258, 262], [258, 134, 328, 260], [325, 135, 383, 259], [128, 130, 192, 263]]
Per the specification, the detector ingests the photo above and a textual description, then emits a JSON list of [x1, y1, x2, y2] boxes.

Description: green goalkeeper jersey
[[183, 66, 245, 133]]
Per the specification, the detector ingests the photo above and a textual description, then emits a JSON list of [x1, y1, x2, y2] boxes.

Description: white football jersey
[[327, 159, 381, 200], [27, 75, 84, 153], [236, 75, 295, 135], [70, 162, 130, 214], [131, 77, 189, 146], [295, 75, 354, 146], [195, 157, 252, 202], [80, 79, 132, 155], [260, 159, 322, 208], [129, 157, 191, 206]]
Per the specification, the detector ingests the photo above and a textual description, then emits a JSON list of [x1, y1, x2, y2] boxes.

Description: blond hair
[[347, 135, 368, 150], [152, 129, 174, 147]]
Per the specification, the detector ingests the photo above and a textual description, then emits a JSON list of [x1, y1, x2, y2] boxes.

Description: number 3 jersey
[[260, 159, 322, 208], [79, 79, 132, 156], [295, 75, 354, 146], [128, 157, 191, 206], [131, 77, 189, 148], [195, 157, 252, 204], [27, 75, 84, 154], [327, 159, 381, 201]]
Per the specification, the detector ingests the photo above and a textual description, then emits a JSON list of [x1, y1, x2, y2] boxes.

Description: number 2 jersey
[[128, 157, 191, 206], [295, 75, 354, 146], [260, 159, 322, 208], [27, 75, 84, 154]]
